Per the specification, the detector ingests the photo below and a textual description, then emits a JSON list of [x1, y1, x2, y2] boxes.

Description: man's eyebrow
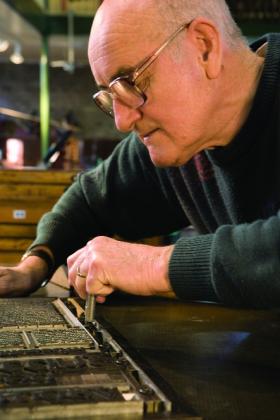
[[110, 66, 135, 82], [96, 65, 136, 90]]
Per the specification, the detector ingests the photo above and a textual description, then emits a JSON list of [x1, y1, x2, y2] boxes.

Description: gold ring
[[76, 265, 87, 278]]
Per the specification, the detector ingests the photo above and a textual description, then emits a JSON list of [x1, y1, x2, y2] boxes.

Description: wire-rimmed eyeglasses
[[93, 21, 192, 117]]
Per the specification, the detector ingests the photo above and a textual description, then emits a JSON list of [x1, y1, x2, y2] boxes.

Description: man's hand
[[0, 256, 49, 297], [67, 236, 174, 302]]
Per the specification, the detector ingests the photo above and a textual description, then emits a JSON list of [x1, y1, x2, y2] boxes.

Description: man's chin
[[149, 151, 176, 168], [148, 147, 187, 167]]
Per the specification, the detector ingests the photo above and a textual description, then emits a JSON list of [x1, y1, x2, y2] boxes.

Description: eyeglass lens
[[110, 79, 145, 108], [94, 79, 146, 116], [94, 91, 113, 115]]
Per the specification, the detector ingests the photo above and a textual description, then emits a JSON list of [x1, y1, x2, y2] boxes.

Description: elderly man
[[1, 0, 279, 308]]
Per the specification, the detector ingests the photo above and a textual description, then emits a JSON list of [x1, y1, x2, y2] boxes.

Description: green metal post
[[40, 35, 50, 159]]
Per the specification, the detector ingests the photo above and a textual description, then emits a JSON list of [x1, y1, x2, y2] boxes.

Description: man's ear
[[187, 17, 222, 79]]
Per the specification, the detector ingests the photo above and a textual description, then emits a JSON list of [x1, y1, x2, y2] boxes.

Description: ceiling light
[[50, 60, 66, 68], [50, 60, 74, 73], [0, 39, 10, 53], [10, 42, 24, 64]]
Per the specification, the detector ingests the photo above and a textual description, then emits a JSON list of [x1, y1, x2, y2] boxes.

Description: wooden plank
[[0, 184, 68, 200], [0, 201, 55, 224], [0, 169, 77, 185], [0, 171, 85, 265], [0, 224, 36, 238], [0, 251, 23, 264], [0, 238, 33, 251]]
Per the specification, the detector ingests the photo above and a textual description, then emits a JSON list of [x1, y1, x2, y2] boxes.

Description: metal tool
[[85, 294, 96, 323]]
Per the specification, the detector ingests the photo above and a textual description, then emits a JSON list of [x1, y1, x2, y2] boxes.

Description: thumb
[[91, 282, 114, 296]]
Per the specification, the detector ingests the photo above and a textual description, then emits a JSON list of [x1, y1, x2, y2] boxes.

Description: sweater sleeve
[[30, 133, 187, 268], [169, 213, 280, 309]]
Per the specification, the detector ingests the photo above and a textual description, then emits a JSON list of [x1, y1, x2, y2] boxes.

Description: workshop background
[[0, 0, 279, 166], [0, 0, 279, 264]]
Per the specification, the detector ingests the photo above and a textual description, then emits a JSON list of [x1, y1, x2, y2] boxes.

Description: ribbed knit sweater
[[32, 34, 280, 308]]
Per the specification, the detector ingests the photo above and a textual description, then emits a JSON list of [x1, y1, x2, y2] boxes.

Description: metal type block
[[31, 328, 94, 348], [0, 331, 25, 349], [0, 297, 172, 418], [0, 353, 130, 391], [0, 298, 66, 328]]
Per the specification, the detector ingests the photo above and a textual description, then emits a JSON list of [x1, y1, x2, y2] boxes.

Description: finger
[[67, 247, 85, 268], [70, 255, 91, 298], [86, 271, 114, 297], [72, 274, 87, 300], [78, 258, 89, 277], [68, 250, 90, 287], [96, 295, 106, 304]]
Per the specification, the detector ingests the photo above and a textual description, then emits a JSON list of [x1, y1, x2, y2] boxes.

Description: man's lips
[[138, 128, 159, 142]]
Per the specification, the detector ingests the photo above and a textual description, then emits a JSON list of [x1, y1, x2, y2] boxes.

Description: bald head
[[161, 1, 246, 48], [88, 0, 165, 60], [89, 0, 245, 59]]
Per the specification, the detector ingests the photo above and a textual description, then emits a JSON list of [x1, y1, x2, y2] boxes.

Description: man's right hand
[[0, 256, 49, 297]]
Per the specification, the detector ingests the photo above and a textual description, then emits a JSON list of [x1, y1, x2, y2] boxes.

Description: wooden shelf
[[0, 169, 77, 265]]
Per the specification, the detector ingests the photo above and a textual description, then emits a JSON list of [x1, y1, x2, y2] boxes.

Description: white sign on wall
[[13, 209, 27, 220]]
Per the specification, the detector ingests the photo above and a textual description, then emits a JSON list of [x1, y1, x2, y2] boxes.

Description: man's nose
[[113, 100, 142, 133]]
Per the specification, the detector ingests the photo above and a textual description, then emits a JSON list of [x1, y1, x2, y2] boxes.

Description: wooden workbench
[[38, 276, 280, 420], [96, 296, 280, 420]]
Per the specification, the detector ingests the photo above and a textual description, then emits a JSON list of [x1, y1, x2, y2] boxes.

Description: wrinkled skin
[[67, 236, 173, 302]]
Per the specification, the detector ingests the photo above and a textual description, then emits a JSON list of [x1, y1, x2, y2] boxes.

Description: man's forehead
[[89, 2, 161, 84], [90, 27, 144, 81]]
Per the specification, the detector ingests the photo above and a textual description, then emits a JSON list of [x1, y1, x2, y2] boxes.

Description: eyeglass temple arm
[[132, 21, 192, 82]]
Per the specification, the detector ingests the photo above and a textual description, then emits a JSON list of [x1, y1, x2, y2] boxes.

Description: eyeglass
[[93, 21, 192, 117]]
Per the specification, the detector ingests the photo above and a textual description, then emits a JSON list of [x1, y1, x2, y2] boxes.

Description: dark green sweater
[[33, 34, 280, 308]]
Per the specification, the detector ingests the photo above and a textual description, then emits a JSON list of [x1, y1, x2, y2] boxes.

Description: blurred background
[[0, 0, 279, 265], [0, 0, 279, 170], [0, 0, 123, 170]]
